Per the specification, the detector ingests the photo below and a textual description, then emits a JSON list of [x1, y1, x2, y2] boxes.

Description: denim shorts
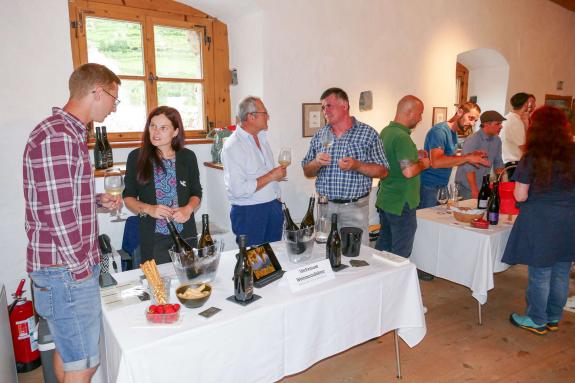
[[30, 264, 101, 371]]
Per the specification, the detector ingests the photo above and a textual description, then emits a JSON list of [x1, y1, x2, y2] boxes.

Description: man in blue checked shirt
[[302, 88, 388, 243]]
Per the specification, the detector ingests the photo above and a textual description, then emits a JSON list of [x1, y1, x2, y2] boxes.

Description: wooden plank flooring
[[282, 265, 575, 383]]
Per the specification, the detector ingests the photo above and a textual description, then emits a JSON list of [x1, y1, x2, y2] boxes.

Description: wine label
[[478, 200, 488, 209], [488, 212, 499, 223]]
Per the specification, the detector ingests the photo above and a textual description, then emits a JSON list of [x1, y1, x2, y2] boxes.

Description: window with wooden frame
[[68, 0, 231, 144]]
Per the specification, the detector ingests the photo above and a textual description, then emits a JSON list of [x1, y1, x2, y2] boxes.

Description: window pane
[[157, 82, 204, 131], [103, 80, 147, 133], [86, 17, 144, 76], [154, 25, 202, 79]]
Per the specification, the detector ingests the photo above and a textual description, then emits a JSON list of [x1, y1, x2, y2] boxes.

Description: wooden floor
[[19, 265, 575, 383]]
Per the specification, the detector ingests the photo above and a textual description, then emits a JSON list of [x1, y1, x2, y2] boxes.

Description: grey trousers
[[327, 195, 370, 245]]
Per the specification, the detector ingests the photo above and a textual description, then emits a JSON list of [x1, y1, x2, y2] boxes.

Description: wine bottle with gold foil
[[282, 203, 299, 230], [198, 214, 214, 258], [299, 196, 315, 232]]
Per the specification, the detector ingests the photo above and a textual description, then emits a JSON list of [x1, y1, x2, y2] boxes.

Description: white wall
[[1, 0, 575, 295], [0, 0, 73, 296], [468, 66, 510, 115], [458, 48, 510, 120]]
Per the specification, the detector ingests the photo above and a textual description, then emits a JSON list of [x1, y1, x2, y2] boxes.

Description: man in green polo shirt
[[375, 95, 430, 258]]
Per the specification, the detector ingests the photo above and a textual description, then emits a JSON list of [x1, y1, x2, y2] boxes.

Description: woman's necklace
[[160, 150, 176, 160]]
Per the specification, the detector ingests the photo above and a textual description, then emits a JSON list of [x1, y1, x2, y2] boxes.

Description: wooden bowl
[[453, 208, 484, 223]]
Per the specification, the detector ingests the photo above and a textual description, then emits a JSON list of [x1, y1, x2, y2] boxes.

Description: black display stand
[[226, 294, 262, 306]]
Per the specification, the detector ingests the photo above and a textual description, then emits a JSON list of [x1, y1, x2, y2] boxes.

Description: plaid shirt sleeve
[[367, 129, 389, 168], [31, 133, 91, 278]]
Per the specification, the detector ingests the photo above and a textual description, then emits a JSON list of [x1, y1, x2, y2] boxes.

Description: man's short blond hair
[[69, 63, 121, 99]]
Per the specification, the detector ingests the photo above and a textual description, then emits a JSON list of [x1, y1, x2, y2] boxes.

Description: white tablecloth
[[410, 201, 512, 304], [94, 242, 426, 383]]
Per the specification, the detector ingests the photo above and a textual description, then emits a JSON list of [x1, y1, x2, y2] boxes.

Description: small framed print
[[544, 94, 572, 110], [432, 107, 448, 126], [302, 103, 326, 137]]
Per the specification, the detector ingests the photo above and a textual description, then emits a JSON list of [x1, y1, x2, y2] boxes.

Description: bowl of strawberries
[[145, 303, 181, 324]]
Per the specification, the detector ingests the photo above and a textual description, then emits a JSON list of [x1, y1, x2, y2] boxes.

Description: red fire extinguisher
[[8, 279, 41, 372]]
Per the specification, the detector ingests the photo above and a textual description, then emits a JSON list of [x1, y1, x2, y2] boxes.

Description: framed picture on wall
[[432, 107, 448, 126], [302, 103, 325, 137], [544, 94, 572, 109]]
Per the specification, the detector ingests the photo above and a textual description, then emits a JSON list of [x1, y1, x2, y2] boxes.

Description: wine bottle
[[234, 235, 253, 302], [487, 181, 500, 225], [101, 126, 113, 168], [477, 174, 491, 209], [93, 126, 107, 170], [300, 196, 315, 231], [166, 220, 194, 254], [198, 214, 214, 258], [326, 213, 341, 268], [282, 203, 299, 230]]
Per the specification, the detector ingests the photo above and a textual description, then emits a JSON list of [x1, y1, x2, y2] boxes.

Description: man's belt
[[328, 193, 369, 204]]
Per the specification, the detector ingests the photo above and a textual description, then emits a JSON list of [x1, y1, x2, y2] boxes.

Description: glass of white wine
[[103, 167, 125, 222], [320, 129, 334, 152], [278, 147, 292, 168]]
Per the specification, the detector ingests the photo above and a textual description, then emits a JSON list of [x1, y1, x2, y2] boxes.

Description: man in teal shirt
[[375, 96, 430, 258]]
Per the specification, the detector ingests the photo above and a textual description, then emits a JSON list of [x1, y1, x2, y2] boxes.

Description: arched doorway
[[456, 48, 510, 132]]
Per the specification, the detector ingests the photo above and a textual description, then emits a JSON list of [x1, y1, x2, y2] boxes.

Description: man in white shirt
[[221, 96, 286, 246], [500, 92, 530, 178]]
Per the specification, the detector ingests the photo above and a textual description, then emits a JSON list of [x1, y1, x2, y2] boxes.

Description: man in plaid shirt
[[23, 63, 121, 382], [302, 88, 388, 243]]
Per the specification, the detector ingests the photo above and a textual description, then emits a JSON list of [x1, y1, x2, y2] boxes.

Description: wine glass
[[447, 184, 459, 209], [436, 186, 449, 214], [278, 147, 292, 168], [320, 129, 334, 152], [103, 167, 125, 222]]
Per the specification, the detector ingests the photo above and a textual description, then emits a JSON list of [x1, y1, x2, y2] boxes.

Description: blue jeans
[[231, 199, 284, 247], [30, 265, 101, 371], [526, 262, 572, 325], [418, 184, 441, 209], [375, 204, 417, 258]]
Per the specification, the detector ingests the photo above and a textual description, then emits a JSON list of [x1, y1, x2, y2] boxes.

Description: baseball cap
[[480, 111, 506, 123]]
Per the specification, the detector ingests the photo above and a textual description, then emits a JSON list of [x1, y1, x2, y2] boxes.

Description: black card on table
[[198, 306, 221, 318], [350, 260, 369, 267]]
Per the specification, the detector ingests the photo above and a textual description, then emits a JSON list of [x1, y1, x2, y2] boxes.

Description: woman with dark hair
[[123, 106, 202, 264], [503, 105, 575, 335]]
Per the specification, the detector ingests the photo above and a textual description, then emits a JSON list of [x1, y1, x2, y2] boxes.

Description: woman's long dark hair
[[524, 105, 575, 189], [136, 106, 185, 184]]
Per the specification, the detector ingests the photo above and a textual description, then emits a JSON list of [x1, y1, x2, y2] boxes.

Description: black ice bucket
[[340, 227, 362, 257]]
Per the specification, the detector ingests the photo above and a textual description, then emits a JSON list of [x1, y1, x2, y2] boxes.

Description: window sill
[[88, 138, 213, 150], [94, 163, 126, 178], [204, 161, 223, 170]]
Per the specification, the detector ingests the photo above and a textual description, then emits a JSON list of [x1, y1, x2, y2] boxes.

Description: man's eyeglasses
[[93, 88, 121, 107], [251, 111, 269, 118]]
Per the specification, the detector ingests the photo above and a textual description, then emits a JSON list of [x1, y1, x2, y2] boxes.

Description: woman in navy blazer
[[123, 106, 202, 264]]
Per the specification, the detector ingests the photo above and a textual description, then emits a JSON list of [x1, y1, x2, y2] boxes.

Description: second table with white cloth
[[410, 200, 514, 322]]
